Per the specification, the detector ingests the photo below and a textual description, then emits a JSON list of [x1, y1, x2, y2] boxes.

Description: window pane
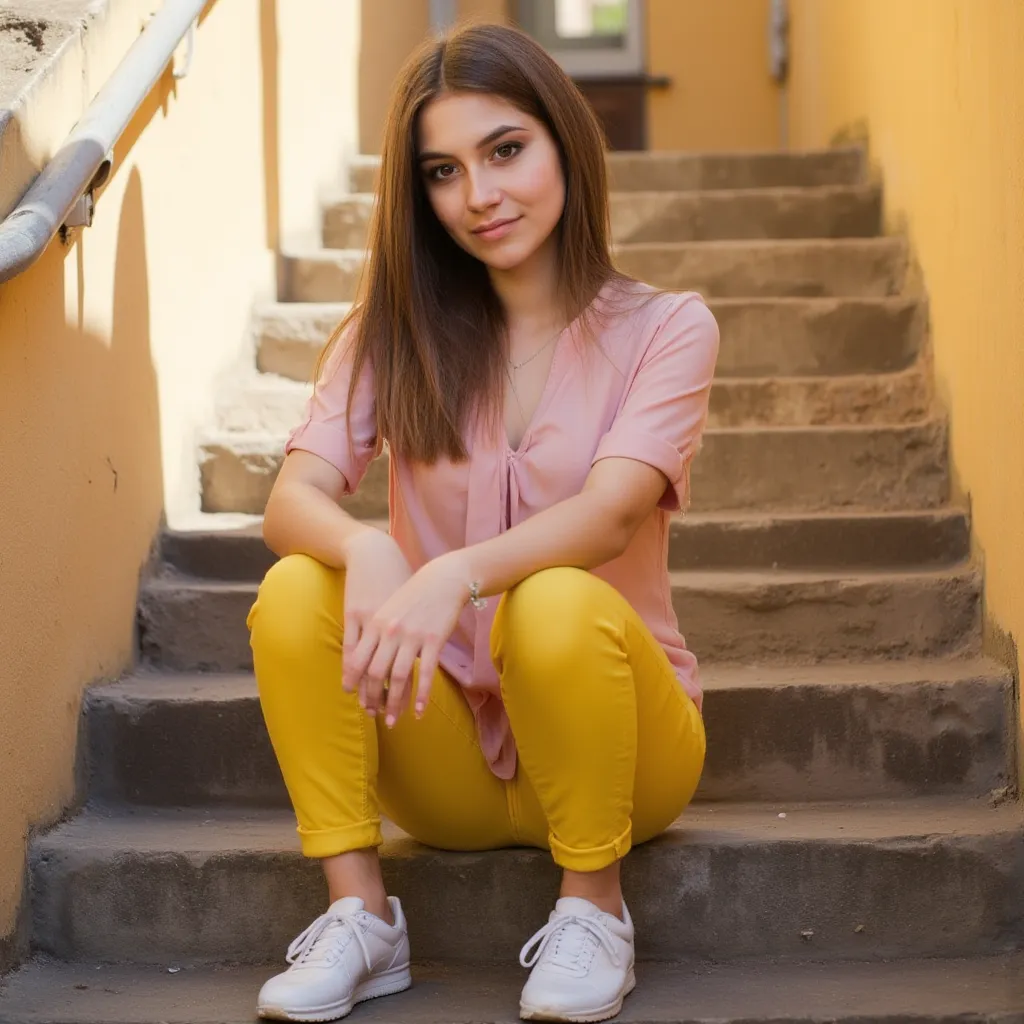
[[555, 0, 628, 39]]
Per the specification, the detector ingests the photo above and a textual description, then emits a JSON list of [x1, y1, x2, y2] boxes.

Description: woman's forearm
[[451, 490, 630, 600], [263, 481, 375, 568]]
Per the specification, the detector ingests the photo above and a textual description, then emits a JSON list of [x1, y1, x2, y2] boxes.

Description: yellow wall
[[0, 0, 358, 962], [646, 0, 781, 152], [358, 0, 510, 155], [358, 0, 431, 156], [357, 0, 779, 154], [788, 0, 1024, 749]]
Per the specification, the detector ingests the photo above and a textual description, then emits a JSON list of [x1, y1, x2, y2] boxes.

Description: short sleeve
[[284, 323, 379, 495], [592, 293, 719, 511]]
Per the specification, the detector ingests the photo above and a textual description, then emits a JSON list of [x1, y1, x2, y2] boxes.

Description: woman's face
[[417, 91, 566, 274]]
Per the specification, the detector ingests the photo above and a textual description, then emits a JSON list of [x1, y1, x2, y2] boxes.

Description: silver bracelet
[[468, 580, 487, 610]]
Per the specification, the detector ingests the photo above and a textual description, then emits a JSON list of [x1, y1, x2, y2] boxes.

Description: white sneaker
[[518, 897, 636, 1022], [257, 896, 411, 1021]]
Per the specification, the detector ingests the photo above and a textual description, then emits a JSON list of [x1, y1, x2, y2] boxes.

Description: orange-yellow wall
[[357, 0, 781, 154], [358, 0, 511, 155], [789, 0, 1024, 755], [646, 0, 781, 151]]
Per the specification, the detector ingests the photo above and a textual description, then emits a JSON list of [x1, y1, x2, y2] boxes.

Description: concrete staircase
[[3, 148, 1023, 1022]]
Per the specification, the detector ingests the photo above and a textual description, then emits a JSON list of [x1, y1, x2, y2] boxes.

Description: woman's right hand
[[341, 529, 413, 708]]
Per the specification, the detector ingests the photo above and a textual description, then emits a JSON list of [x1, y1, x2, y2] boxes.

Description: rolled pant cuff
[[549, 823, 632, 872], [297, 818, 383, 859]]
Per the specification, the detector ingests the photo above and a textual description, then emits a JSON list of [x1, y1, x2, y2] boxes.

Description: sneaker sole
[[519, 966, 637, 1023], [257, 964, 413, 1022]]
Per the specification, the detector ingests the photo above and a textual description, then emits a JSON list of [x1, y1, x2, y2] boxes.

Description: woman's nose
[[465, 169, 500, 211]]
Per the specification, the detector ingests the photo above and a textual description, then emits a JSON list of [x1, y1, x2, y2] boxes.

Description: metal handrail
[[0, 0, 211, 284]]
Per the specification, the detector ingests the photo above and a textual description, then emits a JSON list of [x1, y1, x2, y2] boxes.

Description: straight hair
[[320, 22, 624, 463]]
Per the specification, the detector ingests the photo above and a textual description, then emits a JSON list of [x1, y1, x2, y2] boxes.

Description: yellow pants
[[248, 555, 706, 873]]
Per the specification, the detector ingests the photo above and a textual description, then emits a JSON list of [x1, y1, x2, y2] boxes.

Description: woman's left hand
[[344, 551, 473, 726]]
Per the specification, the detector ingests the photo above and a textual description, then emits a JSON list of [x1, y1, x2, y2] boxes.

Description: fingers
[[364, 632, 400, 717], [383, 644, 417, 728], [341, 611, 363, 694], [414, 640, 442, 719], [341, 613, 444, 727], [343, 619, 379, 709]]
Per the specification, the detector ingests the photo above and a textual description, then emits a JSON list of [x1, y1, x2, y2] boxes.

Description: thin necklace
[[504, 362, 529, 431], [507, 326, 563, 372]]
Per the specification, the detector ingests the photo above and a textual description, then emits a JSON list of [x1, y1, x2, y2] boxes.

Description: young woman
[[248, 21, 718, 1024]]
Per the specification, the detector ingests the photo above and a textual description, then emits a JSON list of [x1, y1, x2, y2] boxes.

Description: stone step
[[281, 239, 908, 303], [214, 366, 931, 436], [161, 508, 970, 581], [709, 369, 930, 427], [611, 186, 884, 243], [347, 148, 867, 194], [253, 297, 926, 384], [198, 420, 949, 517], [137, 565, 980, 673], [254, 301, 351, 380], [4, 955, 1023, 1024], [615, 239, 907, 299], [28, 799, 1023, 964], [321, 185, 882, 250], [84, 658, 1013, 808]]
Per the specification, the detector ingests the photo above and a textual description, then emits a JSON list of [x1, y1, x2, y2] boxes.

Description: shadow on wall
[[0, 165, 164, 970]]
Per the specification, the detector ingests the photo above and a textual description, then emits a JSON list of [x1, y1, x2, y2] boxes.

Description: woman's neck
[[488, 235, 564, 336]]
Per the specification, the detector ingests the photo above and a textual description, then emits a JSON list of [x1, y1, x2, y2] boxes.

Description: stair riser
[[709, 371, 930, 428], [609, 188, 882, 244], [163, 512, 970, 582], [30, 827, 1023, 964], [672, 570, 980, 664], [692, 422, 949, 513], [215, 372, 932, 436], [282, 241, 908, 303], [137, 571, 981, 674], [606, 150, 867, 193], [348, 150, 866, 194], [282, 253, 363, 305], [615, 241, 907, 299], [85, 675, 1013, 808], [200, 424, 949, 517], [671, 512, 969, 571], [713, 298, 925, 377], [255, 299, 926, 385], [322, 188, 882, 250]]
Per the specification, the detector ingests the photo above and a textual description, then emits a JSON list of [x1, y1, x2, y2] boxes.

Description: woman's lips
[[471, 216, 521, 241]]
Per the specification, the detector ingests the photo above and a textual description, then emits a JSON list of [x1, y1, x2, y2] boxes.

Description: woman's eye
[[428, 164, 457, 182], [494, 141, 522, 161]]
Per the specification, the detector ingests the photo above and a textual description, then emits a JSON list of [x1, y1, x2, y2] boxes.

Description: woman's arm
[[263, 450, 376, 567], [444, 455, 667, 599], [348, 456, 669, 727]]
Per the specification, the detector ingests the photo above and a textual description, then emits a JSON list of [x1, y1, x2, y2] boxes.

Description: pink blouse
[[286, 282, 720, 780]]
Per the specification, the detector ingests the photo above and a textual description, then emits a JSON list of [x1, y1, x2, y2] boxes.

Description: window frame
[[517, 0, 645, 77]]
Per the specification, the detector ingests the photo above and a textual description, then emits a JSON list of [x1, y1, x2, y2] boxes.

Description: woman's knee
[[494, 567, 613, 685], [248, 553, 342, 660]]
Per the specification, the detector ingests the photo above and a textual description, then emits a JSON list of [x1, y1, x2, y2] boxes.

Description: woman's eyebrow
[[418, 124, 526, 163]]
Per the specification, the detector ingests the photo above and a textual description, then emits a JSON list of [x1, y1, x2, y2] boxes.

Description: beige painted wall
[[275, 2, 361, 248], [646, 0, 781, 152], [788, 0, 1024, 766], [0, 0, 359, 961]]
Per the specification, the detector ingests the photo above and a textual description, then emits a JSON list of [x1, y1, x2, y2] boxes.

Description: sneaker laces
[[519, 912, 622, 971], [285, 907, 373, 971]]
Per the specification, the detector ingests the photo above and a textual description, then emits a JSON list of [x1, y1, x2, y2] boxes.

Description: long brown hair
[[322, 22, 621, 463]]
